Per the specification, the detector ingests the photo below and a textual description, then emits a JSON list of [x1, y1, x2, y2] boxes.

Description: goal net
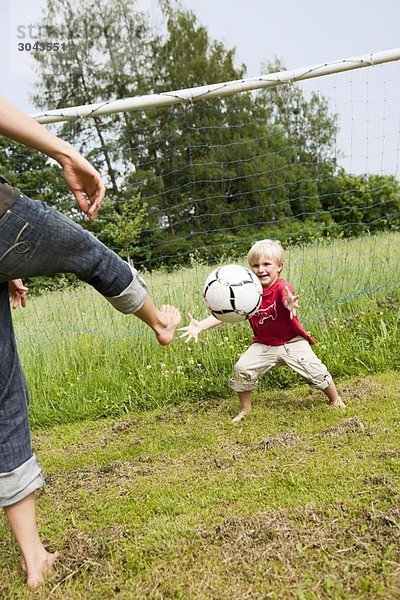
[[6, 48, 400, 413]]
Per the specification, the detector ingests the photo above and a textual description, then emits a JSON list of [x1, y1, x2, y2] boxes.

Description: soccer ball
[[203, 264, 263, 323]]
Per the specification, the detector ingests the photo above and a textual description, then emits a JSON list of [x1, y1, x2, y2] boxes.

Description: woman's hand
[[9, 279, 28, 309]]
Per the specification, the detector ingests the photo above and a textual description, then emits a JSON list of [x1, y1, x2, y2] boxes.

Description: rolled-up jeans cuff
[[105, 265, 148, 314], [0, 454, 44, 508]]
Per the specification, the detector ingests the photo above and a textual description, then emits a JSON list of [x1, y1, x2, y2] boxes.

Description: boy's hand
[[284, 285, 300, 319], [9, 279, 29, 309], [178, 313, 203, 344]]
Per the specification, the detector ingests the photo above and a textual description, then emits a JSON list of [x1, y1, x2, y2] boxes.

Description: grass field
[[1, 232, 400, 597], [0, 371, 399, 598], [12, 231, 400, 427]]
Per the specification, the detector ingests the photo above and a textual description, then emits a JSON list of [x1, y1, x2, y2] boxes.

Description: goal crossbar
[[32, 47, 400, 125]]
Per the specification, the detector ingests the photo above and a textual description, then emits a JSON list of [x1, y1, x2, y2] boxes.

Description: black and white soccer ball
[[203, 264, 263, 323]]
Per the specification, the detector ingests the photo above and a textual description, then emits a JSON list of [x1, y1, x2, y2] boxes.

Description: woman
[[0, 97, 181, 589]]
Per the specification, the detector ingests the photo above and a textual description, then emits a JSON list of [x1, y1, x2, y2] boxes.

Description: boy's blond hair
[[247, 239, 284, 267]]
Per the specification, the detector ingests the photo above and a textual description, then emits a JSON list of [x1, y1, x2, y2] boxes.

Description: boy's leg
[[230, 343, 279, 422], [231, 391, 252, 423], [323, 381, 346, 408], [4, 494, 58, 590], [281, 337, 346, 408]]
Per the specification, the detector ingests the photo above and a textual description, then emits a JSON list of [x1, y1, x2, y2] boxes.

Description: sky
[[1, 0, 400, 174]]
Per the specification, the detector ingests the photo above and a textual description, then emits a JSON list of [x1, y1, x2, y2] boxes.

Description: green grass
[[12, 230, 400, 427], [0, 371, 399, 598], [1, 232, 399, 595]]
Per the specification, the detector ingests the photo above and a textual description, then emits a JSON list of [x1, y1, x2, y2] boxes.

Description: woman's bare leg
[[134, 298, 181, 345], [4, 493, 58, 590]]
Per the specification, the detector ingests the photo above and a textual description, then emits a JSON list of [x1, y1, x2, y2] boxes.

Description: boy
[[179, 239, 345, 422]]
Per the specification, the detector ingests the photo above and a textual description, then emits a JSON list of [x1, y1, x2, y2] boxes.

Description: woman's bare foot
[[330, 396, 346, 409], [155, 305, 181, 345], [26, 550, 59, 590]]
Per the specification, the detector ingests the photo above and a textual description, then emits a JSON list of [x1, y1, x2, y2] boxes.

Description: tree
[[259, 59, 339, 222], [32, 0, 344, 267], [319, 169, 400, 236], [124, 5, 297, 266], [32, 0, 155, 223], [0, 137, 67, 209]]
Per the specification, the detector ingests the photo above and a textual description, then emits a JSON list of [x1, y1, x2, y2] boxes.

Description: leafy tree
[[124, 6, 297, 266], [30, 0, 153, 257], [0, 136, 68, 209], [84, 196, 147, 259], [32, 0, 154, 227], [31, 0, 358, 268], [259, 59, 339, 221], [319, 170, 400, 235]]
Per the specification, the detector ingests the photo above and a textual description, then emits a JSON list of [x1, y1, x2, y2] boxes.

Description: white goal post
[[32, 47, 400, 124]]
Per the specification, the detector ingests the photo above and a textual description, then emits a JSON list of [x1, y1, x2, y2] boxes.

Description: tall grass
[[14, 231, 400, 428]]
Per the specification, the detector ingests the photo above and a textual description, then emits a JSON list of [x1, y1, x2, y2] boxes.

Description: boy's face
[[249, 254, 282, 289]]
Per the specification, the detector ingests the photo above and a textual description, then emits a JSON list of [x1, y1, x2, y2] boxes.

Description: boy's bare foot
[[26, 550, 59, 590], [330, 396, 346, 409], [155, 305, 181, 345], [232, 408, 251, 423]]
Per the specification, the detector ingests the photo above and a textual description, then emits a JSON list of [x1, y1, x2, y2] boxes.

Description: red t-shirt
[[248, 278, 315, 346]]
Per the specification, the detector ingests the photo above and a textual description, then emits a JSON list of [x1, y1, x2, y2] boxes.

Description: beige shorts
[[230, 336, 332, 392]]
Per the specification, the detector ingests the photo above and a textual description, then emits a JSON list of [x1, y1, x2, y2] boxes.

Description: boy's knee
[[312, 372, 333, 390], [230, 362, 257, 392], [295, 355, 332, 390], [306, 368, 332, 390]]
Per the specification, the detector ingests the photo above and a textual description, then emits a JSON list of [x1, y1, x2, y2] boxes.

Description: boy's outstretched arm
[[178, 313, 222, 343], [283, 285, 300, 319]]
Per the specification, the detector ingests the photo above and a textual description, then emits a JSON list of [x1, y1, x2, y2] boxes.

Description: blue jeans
[[0, 194, 148, 507], [0, 282, 43, 505]]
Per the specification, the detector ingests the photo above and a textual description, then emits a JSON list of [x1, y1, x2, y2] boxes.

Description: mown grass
[[0, 371, 399, 598], [1, 232, 399, 597]]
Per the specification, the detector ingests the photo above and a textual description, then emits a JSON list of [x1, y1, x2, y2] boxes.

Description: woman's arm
[[0, 97, 105, 221]]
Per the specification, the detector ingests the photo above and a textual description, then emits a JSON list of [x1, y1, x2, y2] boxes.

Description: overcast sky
[[1, 0, 400, 174]]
